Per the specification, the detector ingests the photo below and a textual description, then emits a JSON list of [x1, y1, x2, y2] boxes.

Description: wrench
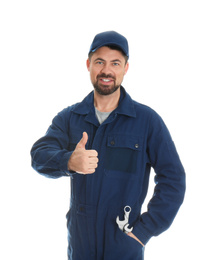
[[116, 206, 133, 234]]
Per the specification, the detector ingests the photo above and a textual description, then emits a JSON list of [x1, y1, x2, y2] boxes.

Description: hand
[[68, 132, 98, 174], [127, 232, 144, 247]]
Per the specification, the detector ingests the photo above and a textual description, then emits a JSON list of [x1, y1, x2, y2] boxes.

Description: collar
[[71, 86, 136, 118]]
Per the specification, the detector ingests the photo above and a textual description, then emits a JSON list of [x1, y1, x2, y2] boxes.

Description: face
[[87, 46, 129, 95]]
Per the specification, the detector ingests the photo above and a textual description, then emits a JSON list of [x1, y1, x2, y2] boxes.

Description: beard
[[93, 83, 120, 96], [93, 73, 120, 96]]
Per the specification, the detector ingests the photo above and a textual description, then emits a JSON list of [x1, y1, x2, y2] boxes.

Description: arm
[[30, 108, 73, 178], [31, 109, 98, 178], [133, 114, 186, 245]]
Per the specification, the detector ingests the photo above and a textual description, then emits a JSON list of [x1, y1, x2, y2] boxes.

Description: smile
[[102, 79, 111, 82], [99, 78, 114, 84]]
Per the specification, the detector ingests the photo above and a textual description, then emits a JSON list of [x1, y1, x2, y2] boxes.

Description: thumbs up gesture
[[68, 132, 98, 174]]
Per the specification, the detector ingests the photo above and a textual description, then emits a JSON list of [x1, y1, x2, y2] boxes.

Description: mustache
[[97, 73, 115, 80]]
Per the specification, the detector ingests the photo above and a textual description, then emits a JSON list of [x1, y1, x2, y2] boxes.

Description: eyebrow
[[94, 58, 105, 62], [94, 58, 122, 63], [111, 59, 122, 63]]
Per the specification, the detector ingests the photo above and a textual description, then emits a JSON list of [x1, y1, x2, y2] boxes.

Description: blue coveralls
[[31, 87, 186, 260]]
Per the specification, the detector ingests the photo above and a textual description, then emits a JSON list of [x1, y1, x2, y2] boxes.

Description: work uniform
[[31, 87, 186, 260]]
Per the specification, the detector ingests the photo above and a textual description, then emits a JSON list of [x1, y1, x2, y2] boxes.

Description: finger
[[87, 150, 98, 157], [89, 157, 99, 163], [76, 169, 95, 175], [89, 163, 98, 169], [84, 168, 96, 174], [76, 132, 88, 149]]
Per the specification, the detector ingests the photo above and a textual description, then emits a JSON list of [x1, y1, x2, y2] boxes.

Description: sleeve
[[133, 113, 186, 245], [30, 108, 75, 178]]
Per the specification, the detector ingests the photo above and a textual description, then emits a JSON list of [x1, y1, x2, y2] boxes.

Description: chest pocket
[[105, 135, 142, 177]]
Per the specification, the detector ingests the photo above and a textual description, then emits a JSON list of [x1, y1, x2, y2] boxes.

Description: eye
[[113, 62, 120, 66], [96, 61, 104, 65]]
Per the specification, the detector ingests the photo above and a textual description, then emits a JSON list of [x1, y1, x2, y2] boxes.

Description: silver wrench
[[116, 206, 133, 234]]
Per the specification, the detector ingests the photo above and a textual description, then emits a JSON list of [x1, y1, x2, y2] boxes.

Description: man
[[31, 31, 186, 260]]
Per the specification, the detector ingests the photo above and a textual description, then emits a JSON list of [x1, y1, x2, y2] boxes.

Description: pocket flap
[[107, 135, 142, 151]]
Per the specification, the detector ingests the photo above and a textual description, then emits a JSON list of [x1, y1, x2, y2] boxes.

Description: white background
[[1, 0, 224, 259]]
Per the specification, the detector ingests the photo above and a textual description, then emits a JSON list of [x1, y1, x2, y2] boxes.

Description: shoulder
[[131, 99, 169, 137], [57, 103, 80, 116], [51, 103, 81, 127], [132, 99, 161, 121]]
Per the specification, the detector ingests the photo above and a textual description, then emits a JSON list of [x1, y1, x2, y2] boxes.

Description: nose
[[100, 63, 112, 75]]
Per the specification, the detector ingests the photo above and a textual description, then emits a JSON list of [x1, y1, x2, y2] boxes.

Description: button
[[79, 207, 85, 212], [135, 144, 139, 149], [110, 140, 115, 146]]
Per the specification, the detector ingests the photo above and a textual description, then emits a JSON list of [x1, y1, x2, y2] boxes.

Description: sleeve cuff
[[132, 221, 152, 246], [59, 151, 76, 177]]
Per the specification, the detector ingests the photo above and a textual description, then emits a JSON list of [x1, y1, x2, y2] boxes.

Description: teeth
[[102, 79, 110, 82]]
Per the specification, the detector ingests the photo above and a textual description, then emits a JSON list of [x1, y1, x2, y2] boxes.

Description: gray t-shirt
[[95, 108, 112, 124]]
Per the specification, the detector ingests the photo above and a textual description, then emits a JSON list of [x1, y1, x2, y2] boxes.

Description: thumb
[[76, 132, 88, 149]]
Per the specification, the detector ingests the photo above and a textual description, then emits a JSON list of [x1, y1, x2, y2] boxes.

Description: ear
[[124, 62, 129, 75], [86, 58, 90, 71]]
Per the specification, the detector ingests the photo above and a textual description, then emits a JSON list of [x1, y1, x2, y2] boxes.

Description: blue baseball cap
[[89, 31, 129, 58]]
